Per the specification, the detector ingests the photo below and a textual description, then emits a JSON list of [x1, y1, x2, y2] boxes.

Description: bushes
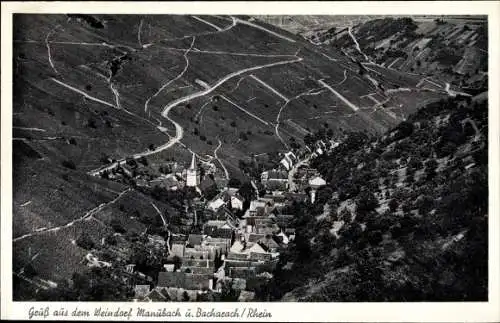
[[110, 219, 126, 234], [61, 159, 76, 170], [239, 132, 249, 141], [76, 233, 96, 250]]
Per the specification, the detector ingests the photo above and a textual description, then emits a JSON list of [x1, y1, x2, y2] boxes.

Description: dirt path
[[318, 79, 359, 112], [192, 15, 223, 31], [275, 87, 325, 148], [145, 37, 196, 114], [250, 74, 289, 101], [45, 25, 61, 75], [214, 139, 229, 180], [234, 17, 296, 43], [13, 188, 131, 243]]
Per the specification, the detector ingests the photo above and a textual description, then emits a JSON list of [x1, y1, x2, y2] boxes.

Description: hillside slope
[[268, 94, 487, 301], [12, 14, 457, 300], [305, 16, 488, 93]]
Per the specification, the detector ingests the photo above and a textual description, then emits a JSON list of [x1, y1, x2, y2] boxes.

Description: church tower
[[186, 152, 200, 187]]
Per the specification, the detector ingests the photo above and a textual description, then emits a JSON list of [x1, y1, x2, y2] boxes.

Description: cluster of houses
[[102, 152, 228, 192], [129, 138, 339, 301], [134, 188, 301, 301]]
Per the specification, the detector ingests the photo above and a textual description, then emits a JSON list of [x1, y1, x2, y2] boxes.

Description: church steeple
[[186, 152, 200, 187], [190, 152, 196, 170]]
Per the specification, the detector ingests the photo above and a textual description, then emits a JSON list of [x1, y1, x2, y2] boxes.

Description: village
[[97, 138, 341, 302]]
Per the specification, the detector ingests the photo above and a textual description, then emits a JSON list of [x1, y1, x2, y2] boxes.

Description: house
[[308, 176, 326, 203], [184, 248, 209, 260], [164, 175, 180, 190], [187, 234, 204, 247], [163, 264, 175, 272], [238, 290, 255, 302], [229, 267, 257, 279], [208, 197, 225, 211], [204, 237, 232, 253], [134, 285, 151, 299], [142, 288, 171, 302], [120, 164, 134, 177], [261, 170, 289, 192], [280, 151, 298, 170], [230, 194, 245, 210], [231, 278, 247, 290], [158, 272, 186, 289], [203, 220, 233, 239], [259, 235, 280, 253], [275, 231, 290, 245], [229, 240, 247, 254], [170, 243, 185, 258]]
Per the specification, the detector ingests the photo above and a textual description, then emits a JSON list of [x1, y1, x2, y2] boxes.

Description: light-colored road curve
[[214, 139, 229, 180], [275, 87, 325, 148], [318, 79, 359, 112], [144, 37, 196, 114], [234, 17, 296, 43]]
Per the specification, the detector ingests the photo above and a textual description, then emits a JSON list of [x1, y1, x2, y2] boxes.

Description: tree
[[76, 233, 96, 250], [356, 191, 379, 217], [62, 160, 76, 170], [238, 182, 255, 202], [111, 219, 126, 233], [228, 178, 242, 188], [389, 199, 399, 212], [239, 132, 249, 141]]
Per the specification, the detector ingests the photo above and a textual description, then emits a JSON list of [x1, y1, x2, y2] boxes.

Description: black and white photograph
[[1, 1, 499, 321]]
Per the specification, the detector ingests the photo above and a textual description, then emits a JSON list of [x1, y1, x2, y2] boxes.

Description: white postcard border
[[1, 1, 499, 322]]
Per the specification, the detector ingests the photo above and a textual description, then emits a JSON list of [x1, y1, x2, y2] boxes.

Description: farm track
[[275, 87, 326, 149], [318, 79, 359, 112], [45, 25, 61, 75], [13, 188, 132, 243], [144, 36, 196, 114], [214, 139, 229, 180]]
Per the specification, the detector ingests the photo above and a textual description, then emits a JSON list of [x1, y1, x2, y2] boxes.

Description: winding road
[[214, 139, 229, 180]]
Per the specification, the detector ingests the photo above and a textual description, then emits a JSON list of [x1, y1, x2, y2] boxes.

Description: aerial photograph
[[12, 14, 488, 302]]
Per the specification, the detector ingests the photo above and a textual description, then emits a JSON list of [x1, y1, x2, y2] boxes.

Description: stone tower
[[186, 152, 200, 187]]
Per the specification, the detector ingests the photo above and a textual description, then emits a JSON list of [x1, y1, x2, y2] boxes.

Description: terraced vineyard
[[13, 14, 459, 299]]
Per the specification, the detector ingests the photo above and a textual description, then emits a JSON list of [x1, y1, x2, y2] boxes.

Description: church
[[185, 153, 200, 187]]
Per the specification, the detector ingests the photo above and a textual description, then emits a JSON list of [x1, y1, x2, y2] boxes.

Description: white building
[[308, 176, 326, 203], [185, 153, 200, 187], [280, 151, 298, 170], [230, 195, 244, 210]]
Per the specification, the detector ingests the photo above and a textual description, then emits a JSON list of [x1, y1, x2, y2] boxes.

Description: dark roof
[[200, 177, 216, 191], [145, 288, 171, 301], [259, 236, 280, 250], [188, 234, 203, 246], [248, 233, 265, 243], [157, 272, 186, 288], [267, 170, 288, 179]]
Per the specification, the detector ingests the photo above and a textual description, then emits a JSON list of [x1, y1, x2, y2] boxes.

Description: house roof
[[145, 287, 171, 301], [158, 272, 186, 288], [247, 242, 267, 254], [248, 233, 265, 243], [230, 240, 246, 254], [188, 234, 204, 246], [260, 236, 280, 250], [309, 176, 326, 187], [238, 290, 255, 302], [267, 170, 288, 179], [208, 198, 225, 210], [205, 220, 226, 228]]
